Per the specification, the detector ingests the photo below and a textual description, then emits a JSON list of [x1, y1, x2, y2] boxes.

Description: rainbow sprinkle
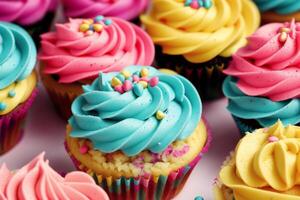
[[79, 15, 112, 36], [185, 0, 212, 9]]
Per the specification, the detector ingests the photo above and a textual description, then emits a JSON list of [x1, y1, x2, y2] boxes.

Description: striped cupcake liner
[[0, 89, 38, 155], [65, 118, 212, 200]]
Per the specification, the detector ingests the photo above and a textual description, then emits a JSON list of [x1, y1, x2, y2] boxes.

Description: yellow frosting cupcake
[[141, 0, 260, 100], [215, 121, 300, 200]]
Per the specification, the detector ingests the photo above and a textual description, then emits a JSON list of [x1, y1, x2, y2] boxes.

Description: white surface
[[0, 84, 241, 200]]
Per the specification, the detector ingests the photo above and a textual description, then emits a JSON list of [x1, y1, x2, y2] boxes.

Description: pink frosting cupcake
[[0, 152, 109, 200], [38, 16, 155, 120], [61, 0, 149, 23], [0, 0, 58, 45]]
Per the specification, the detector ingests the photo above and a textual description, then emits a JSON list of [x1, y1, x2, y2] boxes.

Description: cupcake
[[61, 0, 149, 24], [0, 0, 58, 46], [214, 121, 300, 200], [254, 0, 300, 23], [0, 152, 109, 200], [223, 20, 300, 135], [0, 22, 38, 155], [65, 66, 211, 200], [39, 17, 154, 120], [140, 0, 260, 100]]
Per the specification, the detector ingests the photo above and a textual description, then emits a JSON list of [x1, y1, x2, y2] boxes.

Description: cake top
[[0, 152, 109, 200], [62, 0, 149, 21], [39, 17, 154, 83], [217, 120, 300, 199], [0, 0, 57, 26], [69, 66, 202, 156], [140, 0, 260, 63]]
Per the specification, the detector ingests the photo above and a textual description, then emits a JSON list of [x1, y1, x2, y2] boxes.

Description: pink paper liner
[[65, 118, 212, 200], [0, 89, 38, 155]]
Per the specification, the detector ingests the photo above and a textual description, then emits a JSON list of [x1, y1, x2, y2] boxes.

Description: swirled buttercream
[[140, 0, 260, 63], [254, 0, 300, 14], [0, 0, 57, 26], [224, 21, 300, 102], [39, 17, 154, 83], [217, 121, 300, 200], [0, 22, 36, 89], [69, 66, 202, 156], [0, 152, 109, 200], [62, 0, 148, 21]]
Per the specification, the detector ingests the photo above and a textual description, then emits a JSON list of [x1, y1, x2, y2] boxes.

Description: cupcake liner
[[39, 65, 84, 120], [154, 46, 230, 101], [0, 89, 38, 155], [231, 116, 262, 137], [23, 12, 55, 47], [65, 118, 212, 200]]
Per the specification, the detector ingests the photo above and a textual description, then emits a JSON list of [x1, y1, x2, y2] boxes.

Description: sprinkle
[[279, 32, 288, 42], [121, 70, 131, 79], [190, 1, 199, 9], [132, 75, 140, 83], [122, 80, 133, 92], [140, 77, 149, 82], [104, 19, 112, 25], [115, 85, 124, 94], [203, 0, 212, 8], [0, 102, 6, 111], [184, 0, 192, 6], [268, 136, 279, 143], [133, 83, 144, 96], [149, 77, 159, 87], [85, 30, 94, 36], [8, 90, 16, 98], [111, 77, 122, 87], [79, 145, 89, 154], [156, 110, 165, 120], [139, 81, 148, 88], [79, 23, 90, 32], [140, 68, 149, 77], [94, 15, 104, 22], [194, 196, 204, 200], [116, 74, 125, 82], [93, 24, 103, 32], [83, 19, 94, 24]]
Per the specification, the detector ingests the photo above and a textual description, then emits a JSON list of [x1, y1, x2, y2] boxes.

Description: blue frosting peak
[[254, 0, 300, 14], [69, 66, 202, 156], [223, 76, 300, 127], [0, 22, 36, 89]]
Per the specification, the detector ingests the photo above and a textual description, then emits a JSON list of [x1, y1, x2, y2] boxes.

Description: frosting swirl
[[218, 121, 300, 199], [0, 22, 36, 89], [62, 0, 149, 21], [39, 17, 154, 83], [0, 153, 109, 200], [140, 0, 260, 63], [254, 0, 300, 14], [224, 21, 300, 102], [223, 76, 300, 127], [69, 66, 202, 156], [0, 0, 57, 26]]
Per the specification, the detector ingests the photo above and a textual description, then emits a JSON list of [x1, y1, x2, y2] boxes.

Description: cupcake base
[[65, 119, 212, 200], [261, 11, 300, 24], [39, 64, 86, 121], [154, 46, 230, 101], [0, 89, 38, 155], [232, 116, 263, 137]]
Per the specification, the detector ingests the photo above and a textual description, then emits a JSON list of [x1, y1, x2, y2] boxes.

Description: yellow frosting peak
[[216, 121, 300, 200], [141, 0, 260, 63]]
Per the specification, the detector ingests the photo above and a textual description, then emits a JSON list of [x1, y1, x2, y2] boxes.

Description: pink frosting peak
[[39, 17, 154, 83], [0, 0, 57, 26], [62, 0, 149, 21], [224, 20, 300, 101], [0, 153, 109, 200]]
